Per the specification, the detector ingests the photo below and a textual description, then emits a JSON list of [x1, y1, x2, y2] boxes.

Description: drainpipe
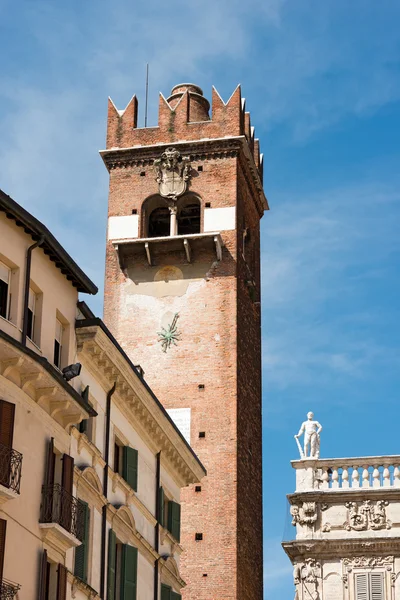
[[100, 382, 117, 599], [154, 451, 161, 600], [21, 235, 45, 346]]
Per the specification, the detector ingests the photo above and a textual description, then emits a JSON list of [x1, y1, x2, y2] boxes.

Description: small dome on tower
[[167, 83, 210, 122]]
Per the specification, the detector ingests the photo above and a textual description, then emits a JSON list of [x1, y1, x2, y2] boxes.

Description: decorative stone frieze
[[291, 501, 318, 526], [344, 500, 392, 531]]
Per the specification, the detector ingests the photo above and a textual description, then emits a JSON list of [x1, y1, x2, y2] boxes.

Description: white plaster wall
[[0, 212, 80, 367], [0, 378, 70, 595], [110, 402, 157, 515], [108, 215, 139, 240], [137, 551, 154, 600], [203, 206, 236, 232]]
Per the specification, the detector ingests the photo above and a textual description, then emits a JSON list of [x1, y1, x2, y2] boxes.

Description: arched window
[[148, 206, 170, 238], [177, 196, 201, 235]]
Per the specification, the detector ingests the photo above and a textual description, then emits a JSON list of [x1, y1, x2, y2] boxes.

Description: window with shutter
[[161, 583, 172, 600], [122, 447, 138, 492], [0, 400, 15, 448], [0, 518, 6, 582], [0, 262, 10, 319], [355, 572, 385, 600], [74, 501, 90, 582], [107, 529, 117, 600], [0, 401, 15, 488], [38, 549, 48, 600], [27, 288, 36, 341], [54, 319, 63, 368], [167, 501, 181, 542], [171, 592, 182, 600], [120, 544, 138, 600], [355, 573, 368, 600], [61, 454, 74, 495], [370, 573, 384, 600], [158, 487, 165, 527], [57, 564, 67, 600]]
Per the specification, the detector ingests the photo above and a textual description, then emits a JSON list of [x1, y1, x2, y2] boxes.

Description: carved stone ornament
[[294, 559, 321, 600], [342, 556, 394, 569], [344, 500, 391, 531], [153, 147, 191, 199], [291, 501, 318, 526]]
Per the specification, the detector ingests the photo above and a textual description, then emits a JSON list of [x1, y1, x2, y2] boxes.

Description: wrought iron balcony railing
[[0, 443, 22, 494], [0, 579, 21, 600], [40, 484, 85, 541]]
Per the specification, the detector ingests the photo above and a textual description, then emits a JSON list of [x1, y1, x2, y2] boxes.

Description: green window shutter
[[74, 501, 90, 582], [171, 592, 182, 600], [167, 501, 181, 542], [123, 447, 138, 492], [158, 487, 165, 527], [78, 419, 88, 434], [107, 529, 117, 600], [161, 583, 172, 600], [120, 544, 138, 600]]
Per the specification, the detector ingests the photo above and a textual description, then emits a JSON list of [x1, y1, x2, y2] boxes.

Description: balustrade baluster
[[321, 469, 329, 490], [342, 468, 349, 489], [362, 466, 370, 488], [372, 467, 380, 488], [383, 466, 391, 487], [352, 466, 360, 488], [394, 466, 400, 488], [332, 468, 339, 489]]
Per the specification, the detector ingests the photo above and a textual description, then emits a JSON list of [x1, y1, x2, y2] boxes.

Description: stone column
[[169, 205, 178, 236]]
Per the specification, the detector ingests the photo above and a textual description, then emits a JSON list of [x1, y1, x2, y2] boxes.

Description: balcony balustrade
[[293, 456, 400, 492], [39, 484, 84, 550], [0, 443, 22, 503], [0, 579, 21, 600]]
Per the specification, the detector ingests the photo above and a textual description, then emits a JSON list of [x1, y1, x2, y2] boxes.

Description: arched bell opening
[[177, 196, 201, 235], [148, 206, 170, 238], [142, 195, 170, 238]]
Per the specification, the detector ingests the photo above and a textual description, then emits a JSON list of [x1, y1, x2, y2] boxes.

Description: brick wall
[[103, 83, 266, 600]]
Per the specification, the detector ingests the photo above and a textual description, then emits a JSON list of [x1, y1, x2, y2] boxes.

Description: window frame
[[54, 318, 63, 369], [354, 570, 386, 600], [0, 261, 11, 320]]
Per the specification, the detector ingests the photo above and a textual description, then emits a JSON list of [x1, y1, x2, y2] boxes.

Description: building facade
[[283, 455, 400, 600], [0, 189, 205, 599], [102, 83, 267, 599]]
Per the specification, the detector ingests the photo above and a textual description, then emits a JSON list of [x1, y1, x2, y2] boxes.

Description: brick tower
[[102, 83, 268, 600]]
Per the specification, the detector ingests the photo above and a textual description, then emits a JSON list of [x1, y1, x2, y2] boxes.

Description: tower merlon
[[104, 84, 263, 180]]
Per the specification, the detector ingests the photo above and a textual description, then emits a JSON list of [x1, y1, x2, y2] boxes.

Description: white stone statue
[[294, 412, 322, 458]]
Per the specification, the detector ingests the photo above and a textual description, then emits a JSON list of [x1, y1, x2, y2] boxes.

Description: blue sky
[[1, 1, 400, 597]]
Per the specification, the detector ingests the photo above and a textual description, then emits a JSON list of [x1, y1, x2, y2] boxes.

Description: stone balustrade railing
[[292, 456, 400, 492]]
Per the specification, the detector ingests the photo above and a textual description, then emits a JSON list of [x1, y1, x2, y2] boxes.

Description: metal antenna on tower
[[144, 63, 149, 127]]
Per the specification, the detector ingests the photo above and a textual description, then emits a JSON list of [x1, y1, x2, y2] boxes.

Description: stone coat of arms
[[153, 147, 191, 199]]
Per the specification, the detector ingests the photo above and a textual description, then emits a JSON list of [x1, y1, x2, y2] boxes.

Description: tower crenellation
[[105, 83, 263, 181]]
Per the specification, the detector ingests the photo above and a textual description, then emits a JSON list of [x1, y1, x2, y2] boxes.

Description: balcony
[[112, 231, 223, 268], [0, 579, 21, 600], [0, 444, 22, 504], [292, 455, 400, 492], [39, 484, 84, 553]]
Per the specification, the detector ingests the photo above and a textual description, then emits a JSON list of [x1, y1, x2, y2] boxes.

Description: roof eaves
[[0, 188, 98, 295]]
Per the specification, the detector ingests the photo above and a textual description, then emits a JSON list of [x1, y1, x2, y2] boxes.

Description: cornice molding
[[282, 537, 400, 562], [100, 136, 267, 215]]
